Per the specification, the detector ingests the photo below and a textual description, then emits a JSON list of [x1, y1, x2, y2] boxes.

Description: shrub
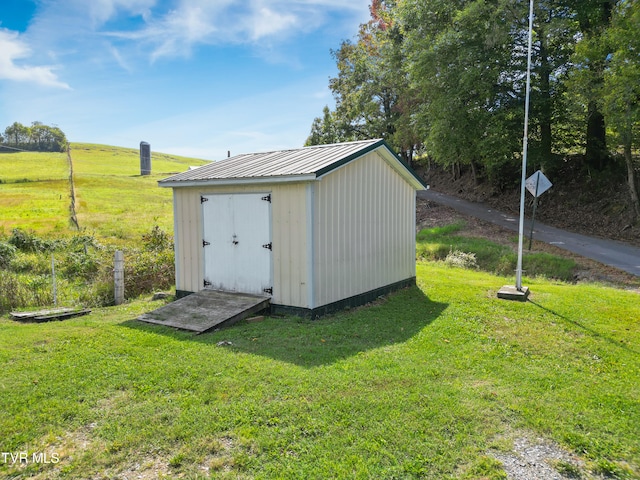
[[0, 241, 16, 268], [120, 226, 175, 299], [124, 249, 175, 299], [60, 251, 101, 280], [66, 234, 101, 253], [9, 252, 52, 275], [142, 225, 173, 252], [0, 272, 52, 313], [77, 276, 115, 308], [8, 228, 55, 252], [444, 250, 478, 269]]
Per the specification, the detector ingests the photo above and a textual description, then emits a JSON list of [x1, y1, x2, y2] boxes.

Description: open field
[[0, 143, 208, 241], [1, 261, 638, 479], [0, 151, 70, 234]]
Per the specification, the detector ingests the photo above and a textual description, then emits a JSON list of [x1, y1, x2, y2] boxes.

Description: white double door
[[202, 193, 272, 296]]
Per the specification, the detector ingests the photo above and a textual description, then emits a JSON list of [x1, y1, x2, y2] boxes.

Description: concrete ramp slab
[[137, 290, 270, 333]]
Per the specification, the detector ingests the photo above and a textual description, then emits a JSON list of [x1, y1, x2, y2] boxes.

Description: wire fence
[[67, 144, 80, 231]]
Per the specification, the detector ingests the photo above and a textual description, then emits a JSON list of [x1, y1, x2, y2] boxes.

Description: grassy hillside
[[0, 151, 70, 234], [0, 143, 209, 241], [0, 263, 637, 479]]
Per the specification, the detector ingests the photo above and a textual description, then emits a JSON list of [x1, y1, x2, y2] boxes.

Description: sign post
[[526, 170, 553, 250]]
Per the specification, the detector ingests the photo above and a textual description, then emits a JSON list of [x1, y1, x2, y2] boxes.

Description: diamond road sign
[[525, 170, 552, 197]]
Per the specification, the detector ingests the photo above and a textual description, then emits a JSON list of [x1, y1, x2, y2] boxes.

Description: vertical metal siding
[[172, 193, 181, 291], [314, 151, 415, 307], [271, 183, 309, 308], [305, 183, 316, 309], [172, 183, 308, 307], [175, 187, 203, 294]]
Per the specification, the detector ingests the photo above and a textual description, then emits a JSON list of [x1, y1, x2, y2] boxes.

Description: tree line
[[1, 121, 68, 153], [306, 0, 640, 217]]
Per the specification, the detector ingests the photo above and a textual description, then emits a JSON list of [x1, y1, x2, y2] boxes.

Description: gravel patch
[[491, 436, 588, 480]]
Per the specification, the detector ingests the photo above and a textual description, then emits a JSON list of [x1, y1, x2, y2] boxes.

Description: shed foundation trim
[[175, 277, 416, 321], [272, 277, 416, 319]]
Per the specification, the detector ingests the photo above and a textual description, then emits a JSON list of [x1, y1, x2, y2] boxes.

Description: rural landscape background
[[0, 142, 638, 479], [2, 0, 640, 478]]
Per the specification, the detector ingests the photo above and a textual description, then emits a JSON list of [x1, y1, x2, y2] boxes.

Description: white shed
[[159, 139, 427, 318]]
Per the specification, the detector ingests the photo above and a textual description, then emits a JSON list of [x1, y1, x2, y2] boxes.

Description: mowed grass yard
[[1, 262, 638, 479]]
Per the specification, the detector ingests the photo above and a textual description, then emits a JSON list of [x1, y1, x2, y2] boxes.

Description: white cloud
[[148, 4, 218, 61], [102, 0, 370, 61], [12, 0, 370, 69], [0, 29, 70, 89], [107, 43, 133, 72], [82, 0, 156, 26], [245, 6, 298, 41]]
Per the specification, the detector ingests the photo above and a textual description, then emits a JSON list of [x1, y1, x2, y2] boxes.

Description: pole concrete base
[[497, 285, 530, 302]]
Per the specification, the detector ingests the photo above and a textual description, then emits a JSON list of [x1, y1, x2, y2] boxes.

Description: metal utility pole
[[516, 0, 535, 290], [498, 0, 534, 301]]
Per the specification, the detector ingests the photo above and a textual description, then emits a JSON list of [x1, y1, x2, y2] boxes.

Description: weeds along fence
[[0, 227, 175, 313]]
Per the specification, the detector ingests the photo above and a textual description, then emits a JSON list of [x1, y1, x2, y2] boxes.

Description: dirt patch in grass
[[105, 457, 172, 480], [491, 435, 589, 480]]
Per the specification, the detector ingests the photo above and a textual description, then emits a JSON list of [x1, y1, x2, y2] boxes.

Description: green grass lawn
[[1, 263, 638, 479]]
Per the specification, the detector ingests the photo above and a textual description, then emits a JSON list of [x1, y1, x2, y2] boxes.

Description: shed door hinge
[[263, 287, 273, 295], [261, 194, 271, 203], [201, 196, 209, 203], [262, 242, 272, 250], [203, 240, 210, 247], [204, 279, 212, 288]]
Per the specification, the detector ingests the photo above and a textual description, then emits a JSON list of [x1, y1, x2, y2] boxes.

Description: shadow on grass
[[122, 286, 448, 368], [529, 300, 639, 356]]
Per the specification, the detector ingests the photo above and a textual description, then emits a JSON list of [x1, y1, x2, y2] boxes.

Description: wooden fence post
[[114, 250, 124, 305], [51, 253, 57, 307]]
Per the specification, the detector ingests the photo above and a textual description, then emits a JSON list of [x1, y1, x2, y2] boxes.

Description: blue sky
[[0, 0, 370, 160]]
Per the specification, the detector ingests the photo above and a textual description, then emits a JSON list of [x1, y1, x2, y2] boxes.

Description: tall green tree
[[400, 0, 522, 184], [602, 0, 640, 218], [526, 1, 580, 170], [568, 0, 617, 170], [2, 121, 67, 152], [307, 1, 420, 164], [305, 106, 346, 146], [4, 122, 30, 146], [312, 0, 634, 193], [400, 0, 621, 183]]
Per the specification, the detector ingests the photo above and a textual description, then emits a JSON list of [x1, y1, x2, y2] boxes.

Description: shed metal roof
[[159, 139, 427, 189]]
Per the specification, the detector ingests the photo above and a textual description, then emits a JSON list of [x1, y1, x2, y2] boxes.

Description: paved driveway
[[419, 189, 640, 277]]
